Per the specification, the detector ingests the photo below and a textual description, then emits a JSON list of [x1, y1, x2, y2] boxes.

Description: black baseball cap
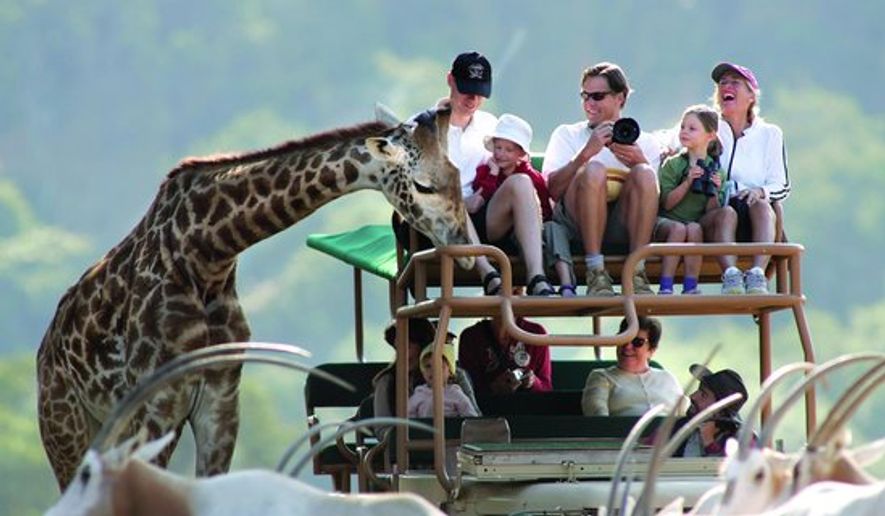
[[690, 364, 749, 413], [451, 52, 492, 98]]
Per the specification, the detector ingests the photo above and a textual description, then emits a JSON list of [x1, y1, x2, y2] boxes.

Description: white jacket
[[718, 116, 790, 202]]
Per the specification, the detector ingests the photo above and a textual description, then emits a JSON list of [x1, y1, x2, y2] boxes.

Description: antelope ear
[[374, 102, 401, 127], [365, 137, 406, 164], [849, 435, 885, 468], [133, 432, 176, 462]]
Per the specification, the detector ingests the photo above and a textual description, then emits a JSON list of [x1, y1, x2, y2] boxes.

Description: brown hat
[[383, 318, 435, 348]]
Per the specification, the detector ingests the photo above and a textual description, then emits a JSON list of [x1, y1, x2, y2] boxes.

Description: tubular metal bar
[[759, 311, 773, 435], [593, 316, 602, 360], [354, 267, 364, 363], [391, 241, 816, 497], [430, 304, 455, 493]]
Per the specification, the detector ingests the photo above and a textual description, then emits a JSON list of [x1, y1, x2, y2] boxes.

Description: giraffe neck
[[166, 124, 388, 283]]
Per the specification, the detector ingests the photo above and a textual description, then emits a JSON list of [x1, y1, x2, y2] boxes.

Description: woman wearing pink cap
[[468, 113, 555, 296], [703, 62, 790, 295]]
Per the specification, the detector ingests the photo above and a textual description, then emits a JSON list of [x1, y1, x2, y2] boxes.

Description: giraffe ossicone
[[37, 107, 471, 489]]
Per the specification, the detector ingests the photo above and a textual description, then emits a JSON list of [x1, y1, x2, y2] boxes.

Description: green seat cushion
[[306, 224, 398, 280]]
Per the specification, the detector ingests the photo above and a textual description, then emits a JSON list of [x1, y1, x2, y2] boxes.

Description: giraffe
[[37, 107, 472, 490]]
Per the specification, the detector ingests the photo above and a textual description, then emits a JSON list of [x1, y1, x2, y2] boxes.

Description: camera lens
[[611, 118, 640, 145]]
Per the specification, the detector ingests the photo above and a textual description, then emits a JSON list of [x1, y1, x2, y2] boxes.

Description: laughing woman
[[702, 62, 790, 295]]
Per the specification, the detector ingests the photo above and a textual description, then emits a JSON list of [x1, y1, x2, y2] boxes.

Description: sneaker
[[682, 287, 702, 295], [745, 268, 769, 294], [586, 268, 615, 296], [632, 269, 655, 295], [658, 287, 674, 295], [721, 268, 745, 295]]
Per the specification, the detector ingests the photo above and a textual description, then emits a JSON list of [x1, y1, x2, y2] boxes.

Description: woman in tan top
[[581, 316, 687, 416]]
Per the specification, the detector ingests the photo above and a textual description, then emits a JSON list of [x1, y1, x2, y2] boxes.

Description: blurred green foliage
[[1, 1, 883, 512]]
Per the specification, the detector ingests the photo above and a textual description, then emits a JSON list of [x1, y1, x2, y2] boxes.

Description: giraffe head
[[366, 107, 474, 270]]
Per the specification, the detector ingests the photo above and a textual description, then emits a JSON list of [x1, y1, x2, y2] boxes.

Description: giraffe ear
[[365, 137, 407, 164]]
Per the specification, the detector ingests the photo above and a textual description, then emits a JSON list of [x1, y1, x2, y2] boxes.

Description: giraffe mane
[[167, 120, 391, 178]]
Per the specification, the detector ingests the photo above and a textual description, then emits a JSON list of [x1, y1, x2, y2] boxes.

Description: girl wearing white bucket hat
[[468, 114, 555, 296]]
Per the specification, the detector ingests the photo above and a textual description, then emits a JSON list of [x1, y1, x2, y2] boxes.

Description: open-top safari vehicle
[[305, 155, 818, 514]]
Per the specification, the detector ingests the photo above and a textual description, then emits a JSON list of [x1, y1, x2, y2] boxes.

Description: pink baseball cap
[[711, 62, 759, 90]]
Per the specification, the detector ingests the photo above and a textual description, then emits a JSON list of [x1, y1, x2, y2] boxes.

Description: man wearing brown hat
[[673, 364, 749, 457]]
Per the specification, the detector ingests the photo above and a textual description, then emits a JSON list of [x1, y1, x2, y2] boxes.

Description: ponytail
[[707, 137, 723, 161]]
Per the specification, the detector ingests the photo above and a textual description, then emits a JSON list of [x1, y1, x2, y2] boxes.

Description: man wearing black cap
[[445, 51, 498, 199], [673, 364, 749, 457], [442, 52, 511, 295], [393, 52, 513, 294]]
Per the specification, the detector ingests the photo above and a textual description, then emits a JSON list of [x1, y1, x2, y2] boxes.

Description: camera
[[690, 159, 719, 197], [611, 117, 640, 145], [508, 369, 525, 383]]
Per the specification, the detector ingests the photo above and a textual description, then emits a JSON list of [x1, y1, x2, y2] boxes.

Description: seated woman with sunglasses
[[581, 316, 687, 416]]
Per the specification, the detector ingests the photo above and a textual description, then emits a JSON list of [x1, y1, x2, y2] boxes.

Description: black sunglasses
[[629, 337, 648, 348], [580, 90, 614, 102]]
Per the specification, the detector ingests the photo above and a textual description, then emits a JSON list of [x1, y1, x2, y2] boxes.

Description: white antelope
[[687, 353, 884, 514], [45, 430, 443, 516]]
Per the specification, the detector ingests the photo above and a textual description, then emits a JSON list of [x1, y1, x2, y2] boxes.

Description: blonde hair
[[683, 104, 723, 160]]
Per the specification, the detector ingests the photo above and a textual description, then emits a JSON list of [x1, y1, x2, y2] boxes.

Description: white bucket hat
[[483, 113, 532, 154]]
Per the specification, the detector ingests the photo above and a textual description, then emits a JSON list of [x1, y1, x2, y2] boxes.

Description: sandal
[[482, 270, 502, 296], [558, 284, 577, 298], [527, 274, 555, 296]]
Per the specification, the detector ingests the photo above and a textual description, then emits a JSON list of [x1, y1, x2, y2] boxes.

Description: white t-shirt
[[718, 116, 790, 202], [542, 120, 663, 185], [447, 110, 498, 197]]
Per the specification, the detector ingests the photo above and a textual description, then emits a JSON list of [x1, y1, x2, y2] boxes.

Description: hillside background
[[2, 1, 883, 513]]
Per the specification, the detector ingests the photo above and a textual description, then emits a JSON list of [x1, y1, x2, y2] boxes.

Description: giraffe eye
[[413, 180, 435, 194]]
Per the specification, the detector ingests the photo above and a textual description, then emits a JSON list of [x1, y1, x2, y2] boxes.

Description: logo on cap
[[468, 63, 486, 80]]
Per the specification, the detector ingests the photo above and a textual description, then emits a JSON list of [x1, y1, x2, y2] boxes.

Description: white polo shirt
[[718, 116, 790, 202], [447, 110, 498, 197], [542, 120, 663, 185]]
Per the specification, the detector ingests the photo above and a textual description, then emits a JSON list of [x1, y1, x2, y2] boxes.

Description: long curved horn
[[275, 419, 350, 473], [634, 344, 725, 516], [736, 362, 815, 459], [92, 342, 351, 452], [661, 392, 744, 460], [605, 403, 668, 515], [759, 353, 885, 447], [810, 358, 885, 449], [635, 393, 743, 516], [287, 417, 437, 478]]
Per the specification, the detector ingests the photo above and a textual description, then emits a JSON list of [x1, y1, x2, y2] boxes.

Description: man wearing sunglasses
[[542, 62, 663, 297], [581, 316, 686, 416]]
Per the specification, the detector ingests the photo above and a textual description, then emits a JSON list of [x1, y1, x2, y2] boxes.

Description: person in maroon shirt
[[457, 312, 552, 396], [468, 114, 555, 296]]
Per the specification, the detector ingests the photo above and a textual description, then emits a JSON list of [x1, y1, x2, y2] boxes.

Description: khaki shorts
[[543, 199, 630, 270]]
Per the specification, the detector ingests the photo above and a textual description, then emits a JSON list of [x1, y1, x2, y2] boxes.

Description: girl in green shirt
[[654, 105, 726, 294]]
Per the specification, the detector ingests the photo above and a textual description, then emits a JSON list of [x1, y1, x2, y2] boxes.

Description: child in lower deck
[[655, 105, 726, 294], [408, 343, 479, 417]]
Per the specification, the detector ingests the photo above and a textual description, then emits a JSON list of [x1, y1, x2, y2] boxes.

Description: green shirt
[[658, 153, 725, 223]]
